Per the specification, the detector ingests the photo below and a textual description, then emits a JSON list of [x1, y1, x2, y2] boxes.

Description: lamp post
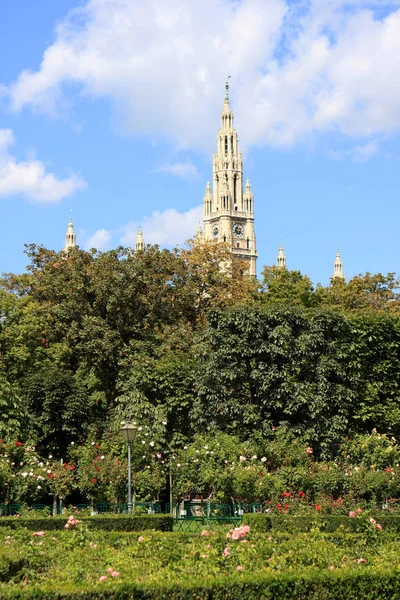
[[121, 423, 137, 514]]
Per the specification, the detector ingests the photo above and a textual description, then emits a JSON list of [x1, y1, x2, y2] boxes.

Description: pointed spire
[[135, 226, 145, 251], [64, 217, 76, 252], [205, 181, 211, 195], [333, 249, 345, 281], [225, 76, 231, 104], [195, 221, 203, 242], [277, 243, 286, 268], [243, 177, 253, 213]]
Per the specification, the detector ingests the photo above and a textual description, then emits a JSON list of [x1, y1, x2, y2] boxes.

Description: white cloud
[[0, 128, 86, 203], [121, 205, 203, 247], [3, 0, 400, 152], [85, 228, 112, 250], [155, 160, 199, 180], [328, 139, 380, 162]]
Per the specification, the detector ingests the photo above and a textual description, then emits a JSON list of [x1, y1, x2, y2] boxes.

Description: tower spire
[[277, 243, 286, 268], [333, 249, 345, 281], [225, 76, 231, 104], [135, 226, 145, 251], [195, 221, 203, 242], [64, 216, 76, 252], [202, 79, 257, 276]]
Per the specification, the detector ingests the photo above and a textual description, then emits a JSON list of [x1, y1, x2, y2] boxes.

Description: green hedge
[[242, 513, 400, 533], [0, 514, 172, 532], [0, 569, 400, 599]]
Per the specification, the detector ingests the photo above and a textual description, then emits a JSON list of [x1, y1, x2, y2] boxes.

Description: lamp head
[[121, 423, 137, 443]]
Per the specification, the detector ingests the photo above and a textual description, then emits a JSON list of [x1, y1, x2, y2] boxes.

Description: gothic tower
[[277, 243, 286, 268], [203, 80, 257, 276], [333, 250, 345, 281], [135, 226, 145, 251], [64, 217, 76, 251]]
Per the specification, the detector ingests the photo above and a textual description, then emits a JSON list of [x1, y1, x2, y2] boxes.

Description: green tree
[[261, 266, 317, 307]]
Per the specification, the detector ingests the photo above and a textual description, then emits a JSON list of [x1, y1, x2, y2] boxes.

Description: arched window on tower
[[225, 136, 228, 155], [231, 136, 234, 154], [233, 175, 237, 204], [223, 235, 226, 242], [247, 238, 250, 250]]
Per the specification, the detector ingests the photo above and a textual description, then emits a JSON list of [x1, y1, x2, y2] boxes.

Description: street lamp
[[121, 423, 137, 514]]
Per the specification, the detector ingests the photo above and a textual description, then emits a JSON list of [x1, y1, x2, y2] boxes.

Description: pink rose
[[357, 558, 367, 564], [32, 531, 45, 536], [306, 447, 313, 455], [99, 575, 108, 582], [138, 536, 144, 542], [348, 511, 356, 518], [376, 523, 382, 531], [356, 508, 362, 515], [236, 565, 243, 571], [111, 571, 120, 577], [329, 565, 335, 571], [223, 547, 230, 558]]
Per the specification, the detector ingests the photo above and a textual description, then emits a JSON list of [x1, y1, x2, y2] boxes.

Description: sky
[[0, 0, 400, 284]]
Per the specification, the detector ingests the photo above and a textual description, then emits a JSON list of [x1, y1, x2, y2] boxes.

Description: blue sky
[[0, 0, 399, 284]]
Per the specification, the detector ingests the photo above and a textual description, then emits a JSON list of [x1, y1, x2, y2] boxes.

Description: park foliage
[[1, 240, 400, 507]]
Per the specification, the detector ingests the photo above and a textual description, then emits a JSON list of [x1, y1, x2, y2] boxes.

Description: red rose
[[92, 478, 97, 483], [48, 473, 55, 479], [15, 441, 23, 447], [259, 472, 263, 477], [315, 505, 321, 511]]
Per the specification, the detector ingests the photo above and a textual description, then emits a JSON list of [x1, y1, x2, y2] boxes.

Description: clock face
[[212, 224, 219, 238], [232, 223, 245, 238]]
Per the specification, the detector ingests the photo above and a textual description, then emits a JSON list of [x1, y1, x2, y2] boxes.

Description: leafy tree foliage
[[1, 239, 400, 477]]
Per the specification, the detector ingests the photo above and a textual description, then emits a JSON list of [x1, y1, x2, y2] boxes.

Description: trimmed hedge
[[0, 569, 400, 599], [243, 513, 400, 533], [0, 514, 172, 532]]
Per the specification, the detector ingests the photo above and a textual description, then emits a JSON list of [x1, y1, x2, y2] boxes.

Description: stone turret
[[135, 226, 145, 251], [64, 218, 76, 252], [333, 250, 345, 280], [277, 243, 286, 268]]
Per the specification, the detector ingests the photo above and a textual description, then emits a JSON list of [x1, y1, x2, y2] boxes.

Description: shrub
[[242, 513, 400, 533], [0, 514, 172, 532], [1, 570, 400, 599]]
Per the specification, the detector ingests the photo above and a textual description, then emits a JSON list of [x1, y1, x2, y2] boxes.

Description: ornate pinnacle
[[225, 76, 231, 102]]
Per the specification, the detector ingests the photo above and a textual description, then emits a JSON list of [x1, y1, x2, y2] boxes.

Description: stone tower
[[135, 227, 145, 251], [333, 250, 345, 280], [203, 80, 257, 276], [64, 217, 76, 251], [277, 243, 286, 268]]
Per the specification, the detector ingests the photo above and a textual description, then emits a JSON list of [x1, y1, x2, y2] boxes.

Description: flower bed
[[0, 517, 400, 598]]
